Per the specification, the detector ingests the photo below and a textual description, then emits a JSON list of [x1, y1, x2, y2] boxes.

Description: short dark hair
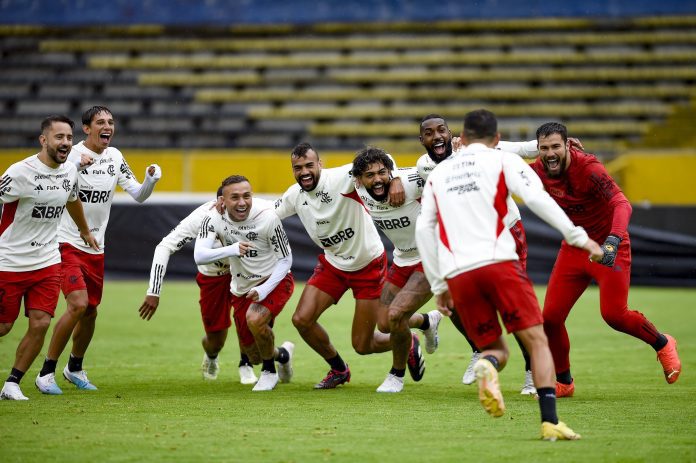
[[216, 186, 223, 197], [351, 146, 394, 177], [41, 115, 74, 133], [536, 122, 568, 144], [463, 109, 498, 140], [420, 113, 447, 126], [220, 175, 250, 190], [291, 142, 317, 159], [82, 105, 112, 125]]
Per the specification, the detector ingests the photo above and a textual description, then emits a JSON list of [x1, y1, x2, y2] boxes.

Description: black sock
[[537, 387, 559, 424], [68, 354, 84, 372], [7, 368, 25, 384], [40, 359, 58, 377], [651, 334, 668, 351], [262, 358, 276, 374], [450, 311, 479, 351], [419, 314, 430, 331], [238, 353, 250, 367], [556, 369, 573, 385], [389, 367, 405, 378], [276, 346, 290, 364], [482, 355, 500, 371], [513, 335, 532, 371], [327, 354, 347, 372]]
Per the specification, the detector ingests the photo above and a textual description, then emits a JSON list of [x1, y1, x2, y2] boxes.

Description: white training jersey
[[200, 198, 291, 296], [0, 154, 79, 271], [275, 164, 383, 271], [416, 143, 588, 295], [146, 200, 228, 297], [58, 141, 152, 254], [416, 139, 537, 229], [356, 167, 424, 267]]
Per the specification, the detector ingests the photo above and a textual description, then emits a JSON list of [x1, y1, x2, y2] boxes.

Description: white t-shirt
[[146, 200, 229, 297], [416, 139, 538, 229], [200, 198, 291, 296], [416, 143, 588, 295], [0, 154, 79, 271], [58, 141, 155, 254], [275, 164, 384, 271], [356, 167, 424, 267]]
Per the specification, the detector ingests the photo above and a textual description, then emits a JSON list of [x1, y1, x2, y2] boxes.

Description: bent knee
[[292, 313, 313, 332], [0, 322, 13, 337]]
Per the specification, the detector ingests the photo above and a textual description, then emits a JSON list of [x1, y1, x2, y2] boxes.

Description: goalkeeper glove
[[599, 234, 621, 267]]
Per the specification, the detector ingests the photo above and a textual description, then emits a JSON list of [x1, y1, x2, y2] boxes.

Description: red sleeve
[[584, 159, 632, 240]]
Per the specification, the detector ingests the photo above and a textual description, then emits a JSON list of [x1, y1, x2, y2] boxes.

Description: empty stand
[[1, 17, 696, 155]]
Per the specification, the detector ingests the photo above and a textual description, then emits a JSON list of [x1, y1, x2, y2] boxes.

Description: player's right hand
[[79, 153, 95, 169], [598, 234, 621, 267], [139, 295, 160, 321], [435, 291, 454, 317], [81, 231, 100, 251]]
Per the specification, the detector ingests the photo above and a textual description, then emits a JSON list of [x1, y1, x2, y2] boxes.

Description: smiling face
[[222, 180, 253, 222], [419, 117, 453, 164], [357, 161, 390, 201], [40, 121, 73, 167], [83, 110, 115, 153], [292, 149, 322, 192], [538, 132, 570, 178]]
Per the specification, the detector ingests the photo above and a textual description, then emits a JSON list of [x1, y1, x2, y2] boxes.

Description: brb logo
[[79, 190, 111, 204], [319, 227, 354, 247], [32, 205, 65, 219], [374, 216, 411, 231]]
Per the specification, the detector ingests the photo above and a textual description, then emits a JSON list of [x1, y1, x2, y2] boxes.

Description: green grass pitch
[[1, 281, 694, 462]]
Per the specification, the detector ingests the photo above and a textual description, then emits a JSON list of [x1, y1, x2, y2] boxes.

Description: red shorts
[[446, 261, 542, 349], [307, 252, 386, 302], [232, 273, 294, 346], [60, 243, 104, 309], [510, 220, 528, 272], [0, 263, 61, 323], [196, 272, 233, 333], [386, 262, 424, 288]]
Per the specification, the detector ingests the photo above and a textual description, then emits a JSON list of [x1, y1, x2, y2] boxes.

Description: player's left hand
[[79, 153, 95, 169], [387, 176, 405, 207], [568, 137, 584, 151], [245, 289, 260, 301], [139, 295, 160, 320], [598, 234, 621, 267], [435, 291, 453, 316], [146, 164, 162, 182], [80, 231, 100, 251]]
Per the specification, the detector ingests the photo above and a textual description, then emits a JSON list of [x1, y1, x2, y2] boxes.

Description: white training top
[[416, 143, 589, 295], [146, 200, 229, 297], [275, 164, 384, 271], [356, 167, 424, 267], [416, 140, 539, 230], [197, 198, 292, 299], [58, 141, 159, 254], [0, 154, 79, 271]]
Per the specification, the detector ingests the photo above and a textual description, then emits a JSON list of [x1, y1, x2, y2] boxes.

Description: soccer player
[[0, 115, 98, 400], [36, 106, 162, 395], [417, 113, 538, 394], [275, 142, 414, 389], [351, 147, 442, 393], [531, 122, 682, 396], [195, 175, 295, 391], [138, 188, 258, 385], [416, 109, 603, 440]]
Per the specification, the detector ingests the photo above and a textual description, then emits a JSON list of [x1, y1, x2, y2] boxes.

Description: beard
[[426, 139, 453, 164], [366, 182, 389, 202]]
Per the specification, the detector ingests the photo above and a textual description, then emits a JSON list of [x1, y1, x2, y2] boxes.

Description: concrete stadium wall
[[2, 0, 696, 25]]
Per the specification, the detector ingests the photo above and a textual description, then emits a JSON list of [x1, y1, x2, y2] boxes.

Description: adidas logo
[[34, 184, 44, 190], [302, 201, 308, 206]]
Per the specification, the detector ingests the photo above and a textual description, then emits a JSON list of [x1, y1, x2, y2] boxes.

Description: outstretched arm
[[122, 164, 162, 203]]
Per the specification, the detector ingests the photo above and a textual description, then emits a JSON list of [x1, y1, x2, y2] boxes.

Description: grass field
[[0, 281, 694, 462]]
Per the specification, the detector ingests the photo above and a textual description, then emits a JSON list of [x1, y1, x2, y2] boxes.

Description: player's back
[[426, 144, 521, 273]]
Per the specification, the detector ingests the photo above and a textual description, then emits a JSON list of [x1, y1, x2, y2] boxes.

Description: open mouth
[[299, 174, 314, 189], [545, 157, 560, 170], [432, 140, 446, 156], [99, 132, 112, 144], [372, 182, 385, 196], [57, 146, 70, 155]]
